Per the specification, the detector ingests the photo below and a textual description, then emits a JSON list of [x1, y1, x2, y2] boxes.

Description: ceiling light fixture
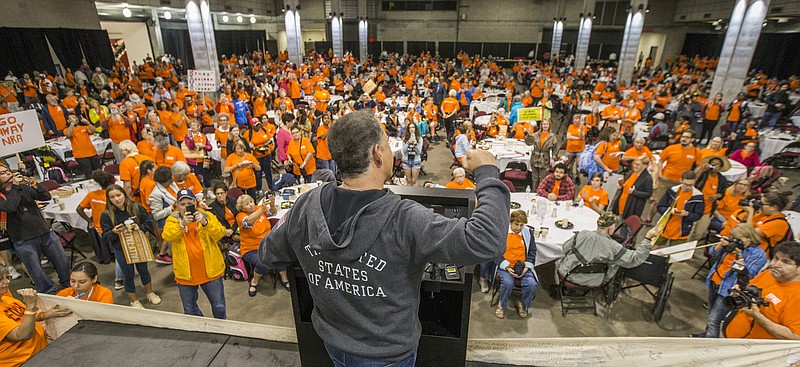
[[237, 15, 243, 23], [164, 11, 171, 20], [123, 7, 132, 17], [222, 15, 229, 22], [250, 16, 256, 23]]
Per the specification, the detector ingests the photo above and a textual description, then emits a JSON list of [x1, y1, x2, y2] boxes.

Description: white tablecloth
[[759, 129, 797, 160], [789, 94, 800, 105], [474, 115, 491, 127], [470, 101, 497, 120], [724, 160, 748, 181], [389, 137, 403, 158], [510, 192, 600, 265], [749, 102, 767, 118], [47, 136, 112, 161], [41, 180, 100, 232], [483, 138, 530, 170]]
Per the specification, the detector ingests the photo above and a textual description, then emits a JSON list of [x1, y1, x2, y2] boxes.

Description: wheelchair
[[604, 253, 675, 323]]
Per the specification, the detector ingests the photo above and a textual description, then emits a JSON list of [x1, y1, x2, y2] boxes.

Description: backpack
[[226, 243, 251, 281], [762, 217, 795, 257], [578, 143, 602, 178], [45, 167, 68, 184]]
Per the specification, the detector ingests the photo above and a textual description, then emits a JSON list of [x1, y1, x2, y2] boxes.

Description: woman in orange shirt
[[1, 265, 71, 367], [225, 140, 261, 198], [316, 114, 334, 171], [286, 126, 316, 183], [594, 127, 623, 174], [56, 262, 113, 303], [235, 194, 281, 295], [700, 93, 724, 145], [578, 173, 610, 214], [184, 120, 212, 186]]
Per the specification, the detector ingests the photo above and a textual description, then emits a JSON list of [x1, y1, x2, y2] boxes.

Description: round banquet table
[[41, 179, 101, 232], [759, 129, 797, 160], [481, 138, 531, 171], [510, 192, 600, 265], [748, 102, 767, 118], [47, 135, 112, 162]]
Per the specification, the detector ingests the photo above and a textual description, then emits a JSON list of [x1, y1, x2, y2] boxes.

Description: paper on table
[[650, 240, 698, 263]]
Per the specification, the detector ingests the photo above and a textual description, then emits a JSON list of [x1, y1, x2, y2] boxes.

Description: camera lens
[[723, 295, 748, 309]]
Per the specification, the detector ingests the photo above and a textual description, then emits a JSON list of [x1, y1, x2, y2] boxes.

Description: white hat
[[653, 112, 665, 120]]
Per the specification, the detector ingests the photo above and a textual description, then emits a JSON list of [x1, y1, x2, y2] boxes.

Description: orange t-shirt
[[119, 154, 153, 198], [107, 115, 130, 143], [705, 102, 721, 121], [236, 208, 272, 256], [287, 138, 316, 176], [79, 190, 108, 233], [551, 180, 561, 196], [62, 96, 78, 110], [503, 233, 526, 266], [48, 105, 68, 131], [659, 144, 701, 182], [65, 125, 97, 159], [169, 114, 188, 143], [624, 146, 653, 160], [716, 188, 744, 219], [154, 146, 186, 167], [754, 213, 790, 252], [596, 141, 622, 171], [247, 126, 275, 158], [725, 271, 800, 339], [176, 173, 203, 195], [617, 172, 639, 213], [441, 97, 459, 114], [137, 140, 156, 159], [215, 129, 231, 159], [700, 174, 720, 214], [663, 189, 693, 240], [701, 147, 728, 159], [273, 97, 295, 111], [316, 125, 332, 160], [511, 122, 534, 140], [709, 251, 736, 285], [0, 292, 48, 365], [566, 124, 588, 153], [226, 152, 258, 189], [727, 101, 741, 122], [445, 179, 476, 190], [175, 222, 216, 286], [56, 283, 113, 303], [140, 176, 157, 212], [314, 90, 330, 112], [579, 186, 609, 209]]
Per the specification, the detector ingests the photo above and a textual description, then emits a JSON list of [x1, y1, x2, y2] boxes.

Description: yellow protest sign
[[517, 107, 543, 122]]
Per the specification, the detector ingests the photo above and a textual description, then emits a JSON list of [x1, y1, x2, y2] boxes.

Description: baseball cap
[[653, 112, 665, 120], [250, 117, 261, 126], [597, 212, 619, 228], [176, 189, 195, 201]]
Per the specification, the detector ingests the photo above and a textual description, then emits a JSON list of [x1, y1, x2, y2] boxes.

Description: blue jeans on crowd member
[[761, 110, 782, 128], [190, 164, 210, 187], [255, 154, 275, 191], [479, 261, 494, 281], [497, 268, 538, 309], [112, 247, 152, 293], [177, 277, 226, 319], [13, 231, 70, 294], [704, 282, 732, 338], [324, 342, 417, 367], [242, 250, 268, 275], [317, 159, 337, 173], [272, 174, 297, 191]]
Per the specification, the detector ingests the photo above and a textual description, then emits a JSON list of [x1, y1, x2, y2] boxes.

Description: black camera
[[186, 204, 196, 214], [723, 237, 745, 253], [723, 262, 770, 310], [739, 199, 762, 210]]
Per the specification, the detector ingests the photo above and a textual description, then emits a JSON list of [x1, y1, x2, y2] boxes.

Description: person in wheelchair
[[494, 210, 538, 319], [556, 213, 657, 288]]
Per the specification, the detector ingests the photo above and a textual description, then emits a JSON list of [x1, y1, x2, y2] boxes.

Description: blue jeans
[[704, 282, 731, 338], [324, 342, 417, 367], [242, 250, 268, 275], [479, 261, 494, 281], [177, 277, 226, 319], [113, 247, 152, 293], [317, 159, 337, 173], [12, 231, 70, 294], [497, 268, 538, 309], [255, 154, 274, 191], [761, 110, 781, 128]]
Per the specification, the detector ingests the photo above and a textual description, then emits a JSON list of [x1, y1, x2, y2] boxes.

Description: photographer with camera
[[692, 224, 766, 338], [688, 155, 730, 242], [64, 114, 101, 178], [0, 164, 70, 294], [725, 241, 800, 340]]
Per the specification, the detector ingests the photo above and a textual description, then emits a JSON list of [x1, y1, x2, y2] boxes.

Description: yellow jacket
[[161, 208, 226, 283]]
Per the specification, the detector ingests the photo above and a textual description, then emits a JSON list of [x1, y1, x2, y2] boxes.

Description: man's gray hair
[[328, 110, 384, 180], [171, 161, 191, 175]]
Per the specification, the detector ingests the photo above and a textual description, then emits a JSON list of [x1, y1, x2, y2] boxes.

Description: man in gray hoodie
[[260, 110, 510, 365]]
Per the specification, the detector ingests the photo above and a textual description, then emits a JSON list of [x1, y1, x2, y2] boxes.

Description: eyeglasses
[[0, 275, 12, 282], [0, 170, 10, 175]]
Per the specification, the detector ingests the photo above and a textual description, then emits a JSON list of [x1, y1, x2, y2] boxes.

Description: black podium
[[289, 186, 477, 367]]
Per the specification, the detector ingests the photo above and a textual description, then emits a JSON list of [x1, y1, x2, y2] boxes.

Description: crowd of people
[[0, 47, 799, 366]]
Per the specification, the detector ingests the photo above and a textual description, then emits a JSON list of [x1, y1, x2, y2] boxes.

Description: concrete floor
[[8, 116, 800, 340]]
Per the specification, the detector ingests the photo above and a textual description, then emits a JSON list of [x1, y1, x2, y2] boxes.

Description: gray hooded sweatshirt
[[260, 165, 510, 361]]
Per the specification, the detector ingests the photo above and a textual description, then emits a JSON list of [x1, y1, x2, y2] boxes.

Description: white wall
[[101, 21, 154, 67], [0, 0, 100, 29], [636, 32, 666, 66]]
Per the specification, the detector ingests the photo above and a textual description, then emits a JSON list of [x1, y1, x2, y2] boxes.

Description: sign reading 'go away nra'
[[0, 110, 46, 155]]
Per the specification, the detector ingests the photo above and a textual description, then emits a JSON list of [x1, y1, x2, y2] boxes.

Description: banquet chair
[[103, 164, 120, 175], [57, 227, 88, 268], [39, 180, 62, 191], [202, 127, 216, 134], [611, 215, 643, 248], [765, 141, 800, 169], [227, 187, 245, 200], [500, 180, 516, 193], [100, 143, 116, 166], [501, 162, 530, 192], [557, 263, 609, 317]]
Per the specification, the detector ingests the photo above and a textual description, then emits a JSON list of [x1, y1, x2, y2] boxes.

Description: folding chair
[[557, 263, 609, 317]]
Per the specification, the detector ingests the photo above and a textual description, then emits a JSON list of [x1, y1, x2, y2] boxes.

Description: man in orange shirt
[[725, 241, 800, 340], [700, 93, 723, 145], [316, 115, 335, 172], [440, 90, 460, 143], [445, 167, 475, 189], [153, 135, 187, 168], [118, 140, 154, 203], [654, 170, 704, 248], [565, 115, 589, 178], [161, 188, 227, 319], [645, 130, 702, 223], [41, 94, 69, 137], [600, 98, 623, 129], [61, 89, 78, 113], [314, 82, 330, 117], [620, 99, 641, 138], [64, 114, 101, 178]]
